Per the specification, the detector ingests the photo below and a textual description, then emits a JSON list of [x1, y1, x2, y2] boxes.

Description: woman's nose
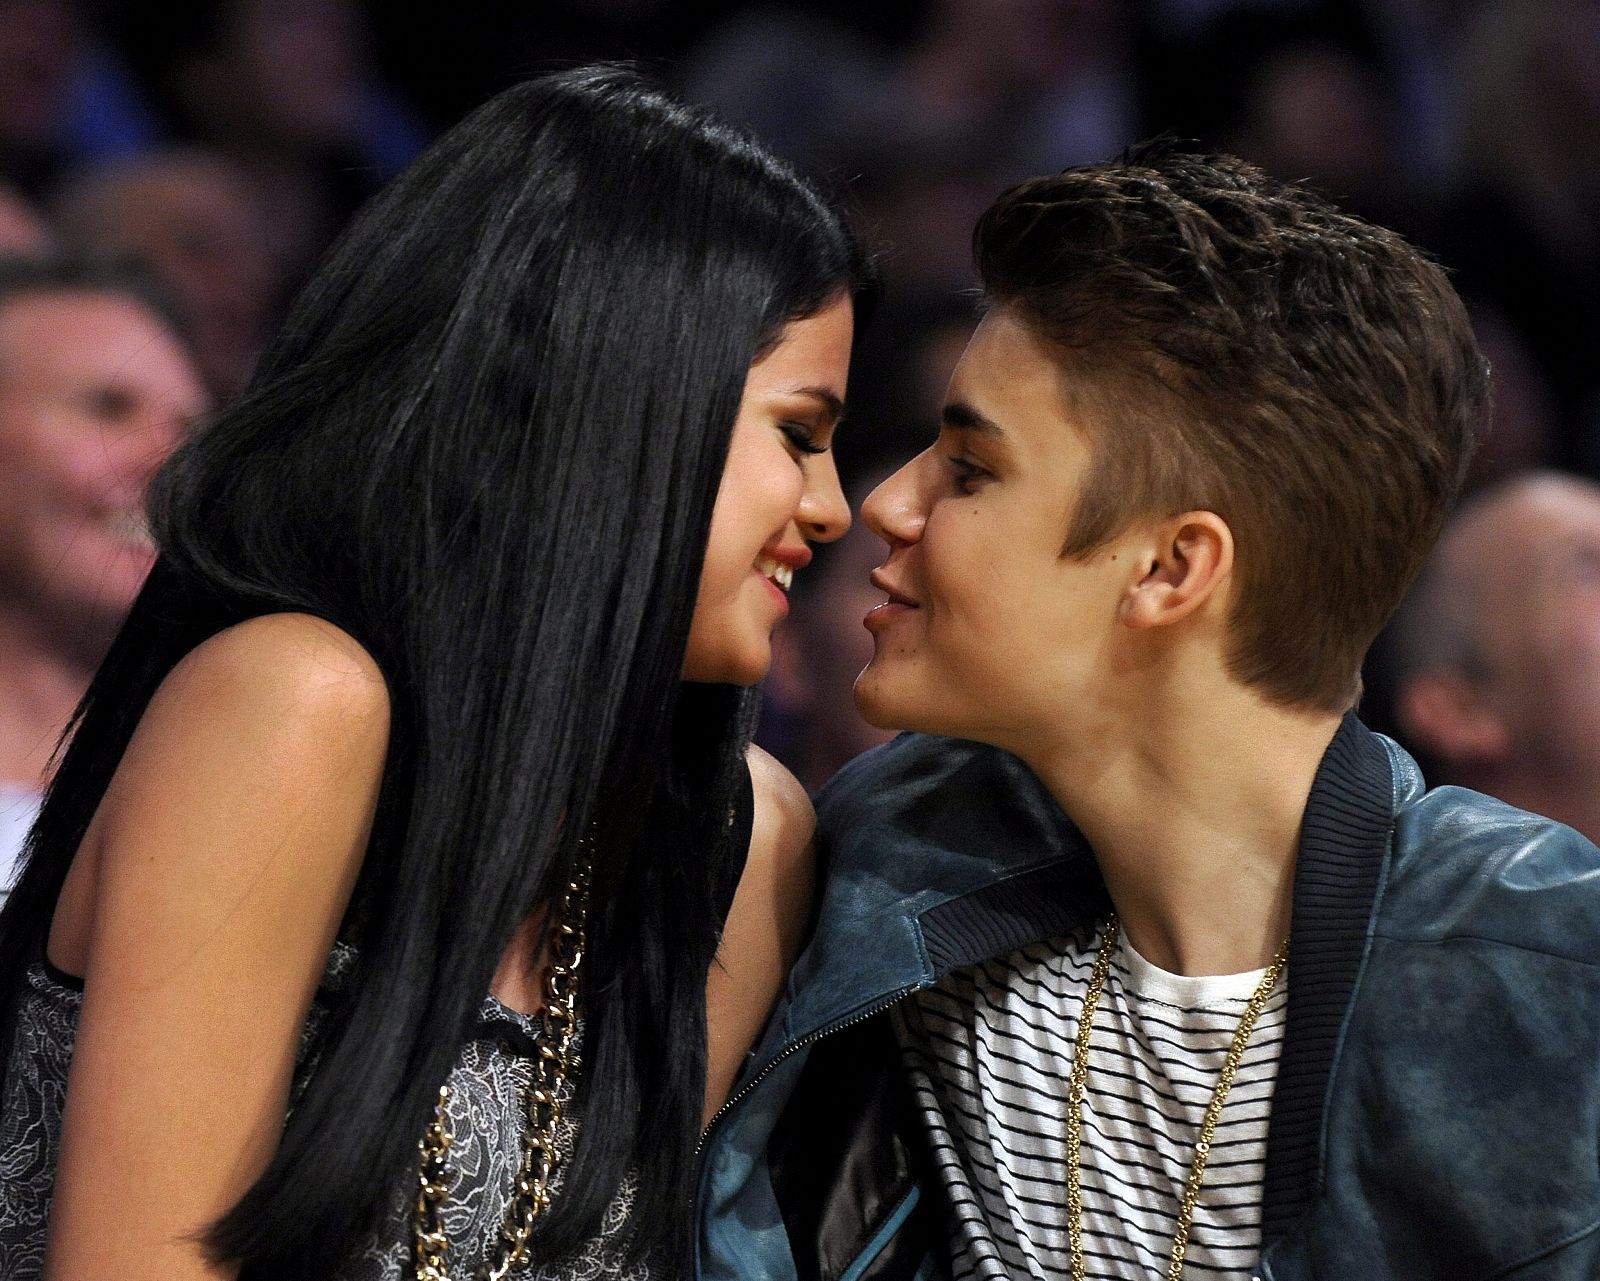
[[797, 451, 851, 543]]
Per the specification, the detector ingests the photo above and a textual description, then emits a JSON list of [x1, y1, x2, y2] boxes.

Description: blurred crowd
[[4, 0, 1600, 883]]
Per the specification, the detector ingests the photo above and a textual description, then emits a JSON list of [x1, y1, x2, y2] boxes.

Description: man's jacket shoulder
[[815, 731, 1072, 880], [816, 727, 1600, 962], [1378, 748, 1600, 960]]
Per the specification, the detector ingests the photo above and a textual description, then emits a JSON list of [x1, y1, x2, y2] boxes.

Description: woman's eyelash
[[781, 422, 828, 455]]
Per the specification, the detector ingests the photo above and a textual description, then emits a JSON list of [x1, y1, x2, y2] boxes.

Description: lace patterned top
[[0, 762, 753, 1281], [0, 944, 648, 1281]]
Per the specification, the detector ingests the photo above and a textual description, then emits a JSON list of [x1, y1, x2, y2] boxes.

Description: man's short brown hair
[[975, 147, 1488, 712]]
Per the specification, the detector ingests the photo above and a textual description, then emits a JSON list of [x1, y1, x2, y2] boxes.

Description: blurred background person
[[0, 257, 208, 897], [1432, 0, 1600, 472], [0, 0, 157, 197], [684, 0, 1135, 301], [0, 183, 51, 256], [49, 149, 280, 400], [1389, 471, 1600, 844], [0, 0, 92, 195], [110, 0, 428, 292]]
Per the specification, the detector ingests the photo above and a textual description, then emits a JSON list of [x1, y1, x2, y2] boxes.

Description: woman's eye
[[946, 454, 989, 494], [780, 421, 827, 456]]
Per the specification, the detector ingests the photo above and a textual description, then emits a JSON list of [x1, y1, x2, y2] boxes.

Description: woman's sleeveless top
[[0, 771, 754, 1280]]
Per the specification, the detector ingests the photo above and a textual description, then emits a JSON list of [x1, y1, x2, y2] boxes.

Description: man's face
[[1472, 479, 1600, 778], [0, 291, 208, 642], [854, 308, 1141, 751]]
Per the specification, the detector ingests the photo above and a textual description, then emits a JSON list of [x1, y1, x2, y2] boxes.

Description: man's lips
[[865, 568, 918, 633], [869, 568, 918, 607]]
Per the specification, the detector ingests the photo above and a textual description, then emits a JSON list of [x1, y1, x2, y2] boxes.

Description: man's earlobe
[[1118, 511, 1233, 630], [1396, 673, 1510, 767]]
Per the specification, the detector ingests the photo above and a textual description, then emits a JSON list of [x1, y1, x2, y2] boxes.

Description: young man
[[695, 151, 1600, 1281]]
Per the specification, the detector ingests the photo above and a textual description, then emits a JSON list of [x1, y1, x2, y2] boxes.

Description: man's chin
[[853, 667, 950, 737]]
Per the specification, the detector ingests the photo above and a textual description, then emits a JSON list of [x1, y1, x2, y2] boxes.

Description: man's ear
[[1118, 510, 1233, 630], [1396, 672, 1510, 767]]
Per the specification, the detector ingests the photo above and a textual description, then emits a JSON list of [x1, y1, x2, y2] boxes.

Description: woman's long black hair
[[0, 66, 869, 1278]]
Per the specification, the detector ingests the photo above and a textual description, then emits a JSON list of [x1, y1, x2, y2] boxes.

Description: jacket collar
[[779, 735, 1092, 1049], [1261, 711, 1395, 1241], [798, 714, 1396, 1247]]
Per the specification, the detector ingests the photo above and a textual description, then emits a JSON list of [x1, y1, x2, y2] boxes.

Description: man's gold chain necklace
[[1065, 914, 1288, 1281], [413, 850, 593, 1281]]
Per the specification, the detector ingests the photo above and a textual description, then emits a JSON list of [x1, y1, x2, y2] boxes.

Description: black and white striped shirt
[[895, 920, 1287, 1280]]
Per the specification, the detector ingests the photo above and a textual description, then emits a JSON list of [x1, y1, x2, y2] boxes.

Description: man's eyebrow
[[778, 385, 846, 421], [942, 400, 1003, 437]]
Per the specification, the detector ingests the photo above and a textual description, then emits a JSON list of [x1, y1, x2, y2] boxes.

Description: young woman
[[0, 67, 869, 1281]]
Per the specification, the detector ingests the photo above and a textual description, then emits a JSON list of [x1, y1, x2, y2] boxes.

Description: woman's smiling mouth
[[755, 554, 794, 591]]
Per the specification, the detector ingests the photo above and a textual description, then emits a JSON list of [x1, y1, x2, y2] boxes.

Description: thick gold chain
[[413, 850, 593, 1281], [1066, 914, 1287, 1281]]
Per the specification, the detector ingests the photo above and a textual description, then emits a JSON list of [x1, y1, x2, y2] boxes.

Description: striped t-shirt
[[894, 920, 1287, 1280]]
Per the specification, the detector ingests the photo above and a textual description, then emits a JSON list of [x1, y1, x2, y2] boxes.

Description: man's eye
[[946, 454, 988, 493], [85, 388, 137, 421], [781, 421, 827, 456]]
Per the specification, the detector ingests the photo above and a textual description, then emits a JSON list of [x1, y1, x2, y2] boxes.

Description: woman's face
[[682, 294, 854, 684]]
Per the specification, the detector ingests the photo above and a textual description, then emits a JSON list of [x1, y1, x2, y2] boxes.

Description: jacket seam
[[911, 917, 932, 984], [1368, 929, 1600, 969], [838, 1186, 923, 1281], [1486, 1212, 1600, 1279]]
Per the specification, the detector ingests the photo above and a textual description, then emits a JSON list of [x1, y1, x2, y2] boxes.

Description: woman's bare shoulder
[[50, 615, 390, 979], [74, 610, 389, 922], [46, 615, 394, 1279], [157, 612, 388, 730], [92, 611, 391, 908]]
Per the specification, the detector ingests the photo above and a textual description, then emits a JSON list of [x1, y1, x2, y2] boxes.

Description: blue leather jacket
[[695, 716, 1600, 1280]]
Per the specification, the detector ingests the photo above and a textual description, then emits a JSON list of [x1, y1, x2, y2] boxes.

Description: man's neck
[[1021, 687, 1342, 977], [0, 606, 105, 788]]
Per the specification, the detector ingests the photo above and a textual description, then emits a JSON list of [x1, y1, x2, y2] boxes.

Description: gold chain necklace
[[413, 850, 593, 1281], [1066, 914, 1287, 1281]]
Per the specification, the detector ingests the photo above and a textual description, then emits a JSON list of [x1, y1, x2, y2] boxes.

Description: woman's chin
[[681, 643, 771, 687]]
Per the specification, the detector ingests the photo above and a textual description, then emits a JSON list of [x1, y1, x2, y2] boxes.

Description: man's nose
[[861, 450, 930, 548]]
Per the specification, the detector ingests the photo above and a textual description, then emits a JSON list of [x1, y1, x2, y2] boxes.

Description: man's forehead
[[1449, 481, 1600, 606], [950, 311, 1060, 407], [1496, 480, 1600, 546], [0, 290, 164, 366], [0, 288, 145, 328], [947, 309, 1099, 456]]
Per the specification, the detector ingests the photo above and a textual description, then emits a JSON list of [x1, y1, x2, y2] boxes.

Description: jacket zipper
[[694, 985, 917, 1160]]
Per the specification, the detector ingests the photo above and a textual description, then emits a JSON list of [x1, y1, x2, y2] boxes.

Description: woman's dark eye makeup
[[780, 420, 828, 455]]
